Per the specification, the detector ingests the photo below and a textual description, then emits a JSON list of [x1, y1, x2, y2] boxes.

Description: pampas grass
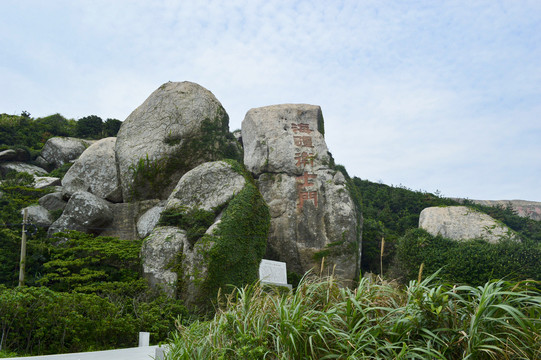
[[164, 272, 540, 359]]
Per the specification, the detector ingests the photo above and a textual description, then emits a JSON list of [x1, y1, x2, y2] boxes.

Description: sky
[[1, 0, 540, 201]]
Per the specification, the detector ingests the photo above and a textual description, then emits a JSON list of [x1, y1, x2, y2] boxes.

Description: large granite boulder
[[165, 161, 246, 212], [62, 137, 122, 202], [33, 177, 61, 189], [48, 191, 113, 236], [38, 137, 92, 169], [116, 81, 241, 201], [419, 206, 518, 243], [141, 160, 269, 306], [241, 104, 361, 284], [141, 226, 187, 297]]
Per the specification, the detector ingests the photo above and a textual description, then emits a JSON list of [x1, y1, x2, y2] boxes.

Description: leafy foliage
[[352, 178, 541, 278], [0, 113, 76, 154], [0, 113, 121, 160], [75, 115, 104, 139], [202, 166, 270, 301], [103, 118, 122, 137], [395, 228, 541, 285], [166, 273, 541, 359], [0, 284, 190, 356], [159, 207, 216, 244], [38, 231, 142, 292]]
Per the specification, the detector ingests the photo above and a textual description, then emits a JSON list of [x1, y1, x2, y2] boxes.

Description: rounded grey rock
[[116, 81, 234, 201], [62, 137, 121, 201], [419, 206, 519, 243]]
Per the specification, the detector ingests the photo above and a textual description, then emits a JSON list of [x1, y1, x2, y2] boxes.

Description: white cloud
[[1, 0, 540, 200]]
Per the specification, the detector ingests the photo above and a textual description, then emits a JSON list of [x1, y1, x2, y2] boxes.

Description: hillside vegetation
[[0, 113, 540, 357]]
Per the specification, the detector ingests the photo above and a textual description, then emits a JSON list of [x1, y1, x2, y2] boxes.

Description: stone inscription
[[291, 123, 318, 210]]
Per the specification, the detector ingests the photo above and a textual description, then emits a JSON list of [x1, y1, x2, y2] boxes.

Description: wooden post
[[380, 237, 385, 278], [18, 208, 28, 287]]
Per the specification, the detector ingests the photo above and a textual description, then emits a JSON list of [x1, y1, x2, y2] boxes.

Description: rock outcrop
[[0, 162, 48, 177], [99, 200, 160, 240], [419, 206, 518, 243], [37, 137, 92, 169], [62, 137, 122, 202], [141, 226, 186, 297], [141, 160, 269, 305], [0, 148, 30, 162], [48, 191, 113, 236], [137, 204, 165, 238], [165, 161, 246, 212], [242, 104, 361, 284], [116, 81, 241, 201], [33, 177, 61, 189], [0, 149, 17, 162]]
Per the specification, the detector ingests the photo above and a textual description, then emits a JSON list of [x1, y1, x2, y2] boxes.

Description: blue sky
[[1, 0, 540, 201]]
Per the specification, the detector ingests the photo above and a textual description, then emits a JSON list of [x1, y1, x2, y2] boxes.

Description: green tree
[[76, 115, 103, 139], [103, 118, 122, 137]]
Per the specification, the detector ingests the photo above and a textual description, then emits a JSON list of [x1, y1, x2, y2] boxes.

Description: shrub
[[395, 229, 541, 285], [0, 285, 190, 356]]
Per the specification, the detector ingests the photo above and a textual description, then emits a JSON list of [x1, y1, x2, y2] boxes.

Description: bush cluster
[[0, 284, 189, 355], [395, 228, 541, 285]]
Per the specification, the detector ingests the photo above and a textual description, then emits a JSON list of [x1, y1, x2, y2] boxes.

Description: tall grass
[[164, 273, 541, 359]]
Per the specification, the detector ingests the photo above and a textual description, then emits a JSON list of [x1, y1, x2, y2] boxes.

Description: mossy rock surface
[[143, 160, 270, 309]]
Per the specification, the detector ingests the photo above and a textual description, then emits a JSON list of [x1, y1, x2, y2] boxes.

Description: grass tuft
[[163, 272, 540, 359]]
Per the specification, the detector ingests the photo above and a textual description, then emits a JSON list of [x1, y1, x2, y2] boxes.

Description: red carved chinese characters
[[296, 172, 316, 187], [295, 152, 314, 167], [293, 136, 313, 147], [291, 122, 318, 210], [291, 123, 313, 134], [298, 190, 318, 210]]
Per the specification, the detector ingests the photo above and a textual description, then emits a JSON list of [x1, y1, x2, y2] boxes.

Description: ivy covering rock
[[141, 160, 270, 308]]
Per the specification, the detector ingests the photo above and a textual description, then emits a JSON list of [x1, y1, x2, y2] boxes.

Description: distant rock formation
[[242, 104, 361, 284], [452, 198, 541, 222], [36, 137, 92, 170], [0, 162, 47, 177], [115, 81, 241, 201], [419, 206, 518, 243]]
